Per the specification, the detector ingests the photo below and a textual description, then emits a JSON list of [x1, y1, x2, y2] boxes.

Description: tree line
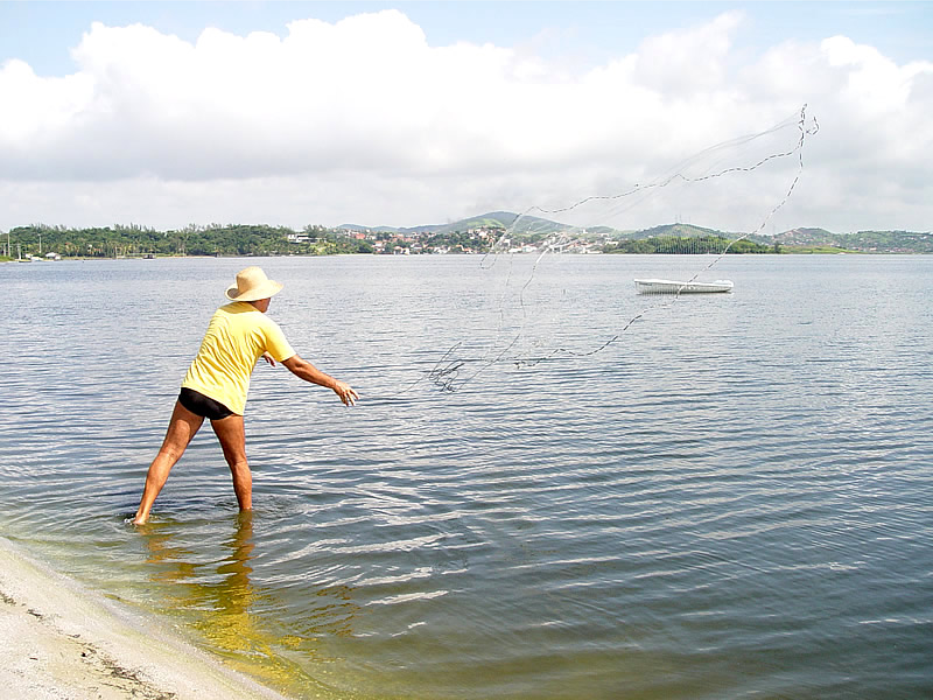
[[2, 224, 372, 258], [603, 235, 775, 255], [3, 224, 776, 259]]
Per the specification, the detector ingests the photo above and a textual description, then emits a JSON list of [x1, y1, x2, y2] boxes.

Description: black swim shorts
[[178, 388, 235, 421]]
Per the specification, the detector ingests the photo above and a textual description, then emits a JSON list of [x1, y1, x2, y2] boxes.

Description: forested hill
[[763, 228, 933, 253]]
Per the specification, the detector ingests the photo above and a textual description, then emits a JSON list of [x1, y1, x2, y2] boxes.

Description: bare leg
[[211, 414, 252, 511], [133, 401, 204, 525]]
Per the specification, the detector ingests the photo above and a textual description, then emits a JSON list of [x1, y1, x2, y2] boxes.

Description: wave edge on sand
[[0, 535, 292, 700]]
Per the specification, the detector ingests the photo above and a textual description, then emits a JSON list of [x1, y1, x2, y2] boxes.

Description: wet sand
[[0, 536, 290, 700]]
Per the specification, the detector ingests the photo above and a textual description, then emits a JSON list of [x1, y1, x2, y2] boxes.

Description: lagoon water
[[1, 254, 932, 699]]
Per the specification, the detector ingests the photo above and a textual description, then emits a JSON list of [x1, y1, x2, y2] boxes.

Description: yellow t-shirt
[[181, 302, 296, 415]]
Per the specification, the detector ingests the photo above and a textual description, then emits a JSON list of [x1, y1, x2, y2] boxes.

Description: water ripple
[[2, 256, 932, 699]]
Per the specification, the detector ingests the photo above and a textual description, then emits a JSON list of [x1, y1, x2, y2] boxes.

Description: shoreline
[[0, 536, 291, 700]]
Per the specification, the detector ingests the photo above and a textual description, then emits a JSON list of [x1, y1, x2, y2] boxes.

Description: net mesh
[[392, 105, 819, 396]]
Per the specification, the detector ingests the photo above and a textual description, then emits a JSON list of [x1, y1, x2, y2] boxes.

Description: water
[[1, 254, 932, 699]]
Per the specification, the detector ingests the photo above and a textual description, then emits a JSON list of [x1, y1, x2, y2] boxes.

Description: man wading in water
[[132, 266, 358, 525]]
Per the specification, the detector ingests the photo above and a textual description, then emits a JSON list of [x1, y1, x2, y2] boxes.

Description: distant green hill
[[629, 223, 736, 240], [286, 214, 933, 253], [341, 211, 567, 237], [765, 228, 933, 253]]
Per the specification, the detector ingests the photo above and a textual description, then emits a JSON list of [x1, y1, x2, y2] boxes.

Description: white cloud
[[634, 11, 743, 95], [0, 9, 930, 232]]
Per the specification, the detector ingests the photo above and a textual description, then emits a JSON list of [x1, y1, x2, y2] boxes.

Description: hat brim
[[225, 280, 284, 302]]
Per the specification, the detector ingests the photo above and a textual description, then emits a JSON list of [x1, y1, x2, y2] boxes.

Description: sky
[[1, 1, 931, 233]]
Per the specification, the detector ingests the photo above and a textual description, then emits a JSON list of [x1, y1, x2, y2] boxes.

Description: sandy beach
[[0, 536, 290, 700]]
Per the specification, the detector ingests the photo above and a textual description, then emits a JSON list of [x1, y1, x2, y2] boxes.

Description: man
[[132, 266, 358, 525]]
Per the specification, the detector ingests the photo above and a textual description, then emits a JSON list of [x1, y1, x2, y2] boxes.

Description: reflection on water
[[137, 511, 362, 698], [137, 512, 325, 696], [2, 256, 933, 699], [142, 514, 269, 668]]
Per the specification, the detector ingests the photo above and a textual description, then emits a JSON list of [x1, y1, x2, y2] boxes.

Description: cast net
[[392, 105, 819, 397]]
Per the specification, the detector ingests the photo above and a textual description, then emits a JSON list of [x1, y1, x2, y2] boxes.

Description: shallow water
[[1, 254, 932, 699]]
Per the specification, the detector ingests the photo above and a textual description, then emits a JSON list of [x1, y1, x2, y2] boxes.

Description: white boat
[[634, 278, 734, 294]]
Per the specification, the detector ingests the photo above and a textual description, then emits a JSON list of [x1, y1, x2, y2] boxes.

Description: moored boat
[[634, 278, 733, 294]]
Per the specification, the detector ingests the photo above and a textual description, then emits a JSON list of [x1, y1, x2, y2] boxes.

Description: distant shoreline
[[4, 215, 932, 257], [7, 249, 931, 264]]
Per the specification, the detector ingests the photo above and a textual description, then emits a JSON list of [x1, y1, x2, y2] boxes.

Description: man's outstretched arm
[[282, 355, 359, 406]]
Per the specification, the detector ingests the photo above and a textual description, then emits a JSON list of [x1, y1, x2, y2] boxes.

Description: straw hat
[[225, 266, 284, 302]]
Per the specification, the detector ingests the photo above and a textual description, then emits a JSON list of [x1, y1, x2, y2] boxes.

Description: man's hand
[[333, 380, 360, 406], [282, 355, 359, 406], [262, 352, 276, 367]]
